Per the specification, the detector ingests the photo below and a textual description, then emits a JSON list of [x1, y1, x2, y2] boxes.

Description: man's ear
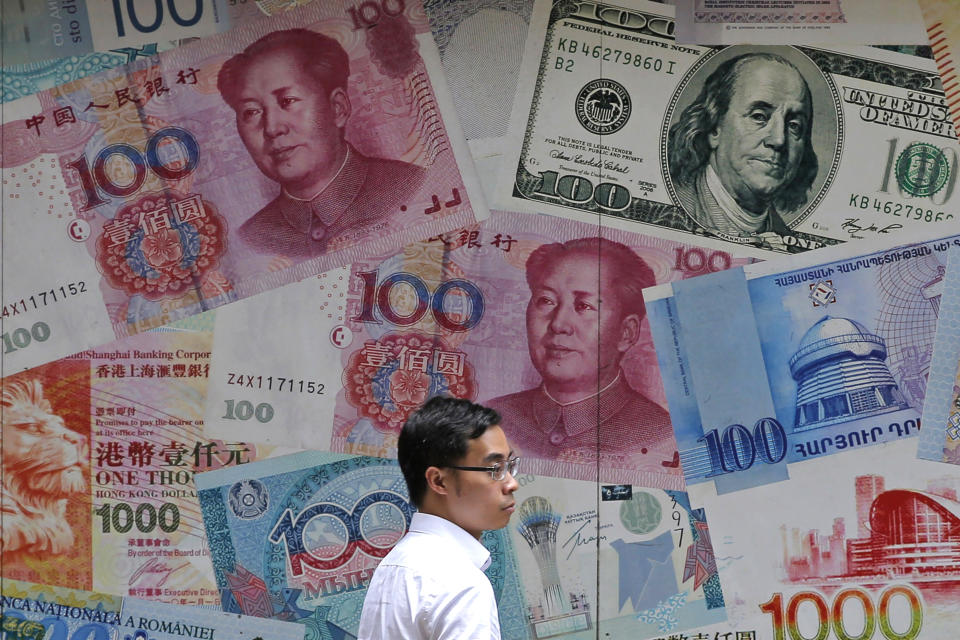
[[329, 87, 351, 128], [617, 313, 641, 352], [424, 466, 451, 497], [707, 125, 720, 150]]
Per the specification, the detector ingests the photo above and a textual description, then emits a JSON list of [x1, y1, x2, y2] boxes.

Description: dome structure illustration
[[789, 316, 908, 432]]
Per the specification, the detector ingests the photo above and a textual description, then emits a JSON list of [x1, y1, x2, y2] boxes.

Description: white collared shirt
[[357, 512, 501, 640]]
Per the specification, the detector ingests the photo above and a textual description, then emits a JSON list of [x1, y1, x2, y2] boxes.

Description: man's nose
[[548, 303, 575, 334], [263, 106, 289, 139], [502, 471, 519, 493], [763, 112, 786, 149]]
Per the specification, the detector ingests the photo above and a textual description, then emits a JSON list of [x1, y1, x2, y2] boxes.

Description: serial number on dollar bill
[[555, 38, 678, 74], [225, 373, 326, 395], [847, 193, 955, 223]]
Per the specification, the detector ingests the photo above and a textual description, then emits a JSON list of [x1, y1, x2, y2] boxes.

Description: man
[[358, 396, 519, 639], [667, 52, 819, 250], [487, 237, 676, 467], [218, 28, 425, 259]]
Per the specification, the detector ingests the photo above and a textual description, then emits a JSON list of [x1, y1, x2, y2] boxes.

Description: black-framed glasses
[[444, 456, 520, 482]]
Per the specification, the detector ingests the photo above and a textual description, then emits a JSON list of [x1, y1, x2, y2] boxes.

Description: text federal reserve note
[[202, 211, 750, 488], [1, 0, 484, 375], [499, 0, 958, 258], [1, 318, 284, 604], [0, 579, 304, 639], [195, 452, 528, 638], [645, 232, 956, 497]]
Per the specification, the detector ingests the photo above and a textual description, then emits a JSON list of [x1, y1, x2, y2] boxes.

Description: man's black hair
[[398, 396, 501, 507]]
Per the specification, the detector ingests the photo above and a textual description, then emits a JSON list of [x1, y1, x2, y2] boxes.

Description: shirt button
[[549, 431, 565, 445], [311, 228, 325, 241]]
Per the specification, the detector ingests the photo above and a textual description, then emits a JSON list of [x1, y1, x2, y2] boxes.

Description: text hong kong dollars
[[645, 233, 960, 497], [202, 210, 751, 488], [0, 318, 284, 603], [499, 0, 959, 258], [0, 0, 485, 374]]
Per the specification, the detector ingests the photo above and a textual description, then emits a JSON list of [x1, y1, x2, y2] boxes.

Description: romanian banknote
[[195, 451, 529, 639], [917, 243, 960, 465], [0, 579, 304, 639], [1, 0, 275, 66], [1, 0, 485, 374], [498, 0, 959, 258], [694, 439, 960, 639], [645, 231, 956, 499], [0, 315, 288, 604], [201, 210, 750, 488], [918, 0, 960, 132], [673, 0, 928, 45]]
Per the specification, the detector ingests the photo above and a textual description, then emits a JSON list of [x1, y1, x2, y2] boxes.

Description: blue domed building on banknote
[[789, 316, 910, 432]]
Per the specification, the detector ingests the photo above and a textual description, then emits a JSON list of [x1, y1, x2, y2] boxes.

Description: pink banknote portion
[[693, 0, 845, 23], [0, 325, 275, 603], [331, 211, 752, 487], [0, 0, 480, 373]]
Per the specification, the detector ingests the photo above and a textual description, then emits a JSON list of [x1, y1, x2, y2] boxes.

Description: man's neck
[[283, 143, 350, 201], [542, 370, 621, 405]]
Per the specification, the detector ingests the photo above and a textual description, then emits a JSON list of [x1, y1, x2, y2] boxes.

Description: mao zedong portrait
[[487, 237, 676, 466], [668, 52, 818, 251], [218, 28, 426, 259]]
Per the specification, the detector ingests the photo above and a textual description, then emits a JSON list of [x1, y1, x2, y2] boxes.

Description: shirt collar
[[407, 512, 492, 571], [276, 145, 367, 235], [528, 372, 633, 436], [704, 162, 770, 234]]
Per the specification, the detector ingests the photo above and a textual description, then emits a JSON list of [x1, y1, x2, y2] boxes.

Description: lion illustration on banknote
[[2, 378, 87, 558]]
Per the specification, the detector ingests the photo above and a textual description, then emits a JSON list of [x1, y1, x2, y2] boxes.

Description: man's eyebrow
[[484, 451, 510, 463], [745, 100, 774, 112]]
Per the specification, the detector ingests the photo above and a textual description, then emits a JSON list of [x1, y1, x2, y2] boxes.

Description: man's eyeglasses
[[443, 456, 520, 482]]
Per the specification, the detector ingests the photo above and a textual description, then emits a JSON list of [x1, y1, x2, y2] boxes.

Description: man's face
[[526, 252, 635, 397], [709, 59, 811, 213], [447, 425, 518, 539], [233, 50, 348, 199]]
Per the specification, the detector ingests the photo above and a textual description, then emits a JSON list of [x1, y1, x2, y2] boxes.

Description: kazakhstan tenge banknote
[[196, 451, 724, 639], [0, 579, 304, 639], [200, 210, 750, 488], [0, 0, 485, 375], [917, 242, 960, 465], [195, 451, 528, 639], [645, 231, 956, 499], [0, 315, 288, 604], [499, 0, 959, 258]]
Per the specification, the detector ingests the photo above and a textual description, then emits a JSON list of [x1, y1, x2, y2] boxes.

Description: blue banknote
[[0, 578, 304, 640], [646, 233, 959, 495], [918, 244, 960, 464], [196, 451, 529, 639]]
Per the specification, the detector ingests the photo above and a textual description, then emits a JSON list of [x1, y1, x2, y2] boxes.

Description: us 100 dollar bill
[[1, 579, 304, 639], [1, 317, 285, 604], [1, 0, 484, 375], [499, 0, 959, 257]]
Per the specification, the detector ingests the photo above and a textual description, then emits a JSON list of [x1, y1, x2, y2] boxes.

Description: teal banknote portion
[[0, 578, 304, 639], [195, 452, 530, 639], [918, 244, 960, 464], [646, 233, 960, 497]]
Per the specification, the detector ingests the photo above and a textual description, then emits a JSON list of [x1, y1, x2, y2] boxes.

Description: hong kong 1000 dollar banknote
[[196, 451, 726, 639], [0, 0, 485, 375], [645, 230, 958, 500], [498, 0, 959, 258], [200, 210, 750, 488], [0, 579, 304, 640], [195, 452, 530, 639], [693, 439, 960, 639], [1, 315, 289, 604]]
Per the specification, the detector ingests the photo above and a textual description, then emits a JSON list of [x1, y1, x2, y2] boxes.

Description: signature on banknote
[[130, 557, 190, 588], [841, 217, 904, 238]]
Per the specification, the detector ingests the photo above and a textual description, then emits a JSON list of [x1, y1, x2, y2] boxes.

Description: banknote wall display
[[673, 0, 928, 45], [698, 439, 960, 640], [499, 0, 958, 258], [646, 232, 955, 500], [0, 316, 288, 604], [918, 243, 960, 464], [0, 0, 486, 375], [201, 210, 751, 488], [0, 578, 305, 640], [195, 451, 529, 639]]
